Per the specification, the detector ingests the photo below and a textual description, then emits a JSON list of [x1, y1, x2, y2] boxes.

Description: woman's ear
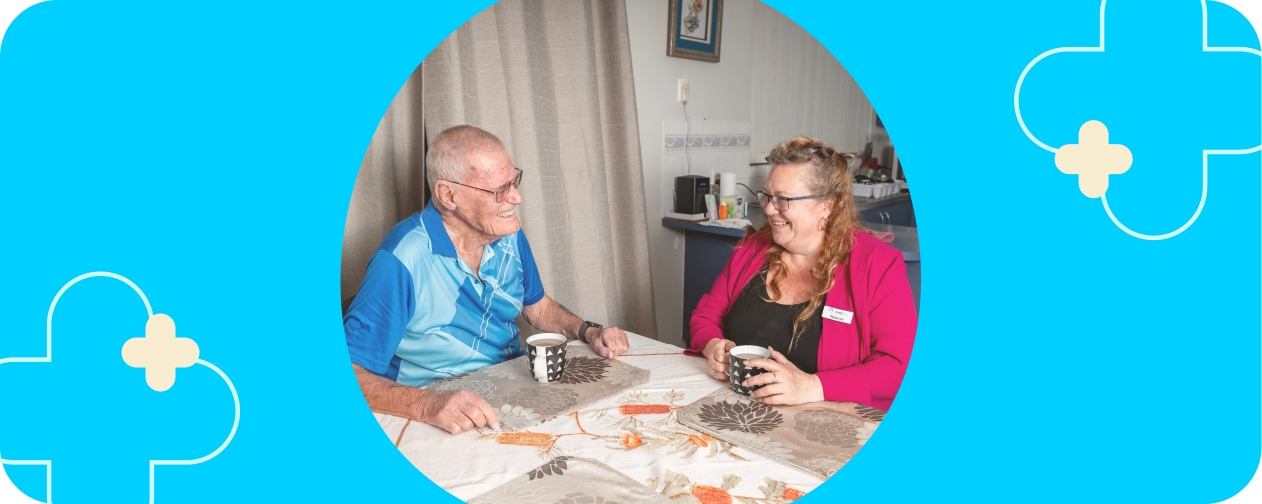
[[820, 197, 835, 219]]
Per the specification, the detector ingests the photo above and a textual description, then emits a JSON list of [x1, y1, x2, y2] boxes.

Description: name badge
[[823, 306, 853, 324]]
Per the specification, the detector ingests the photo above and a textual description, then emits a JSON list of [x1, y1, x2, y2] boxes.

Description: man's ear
[[434, 182, 459, 212]]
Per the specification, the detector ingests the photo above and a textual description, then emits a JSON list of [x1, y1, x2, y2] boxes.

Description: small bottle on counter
[[718, 200, 728, 220]]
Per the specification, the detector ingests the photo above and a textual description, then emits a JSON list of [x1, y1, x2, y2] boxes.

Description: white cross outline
[[0, 272, 240, 504], [1014, 0, 1262, 240]]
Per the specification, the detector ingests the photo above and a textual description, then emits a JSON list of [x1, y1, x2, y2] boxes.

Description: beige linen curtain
[[341, 65, 426, 314], [341, 0, 656, 339]]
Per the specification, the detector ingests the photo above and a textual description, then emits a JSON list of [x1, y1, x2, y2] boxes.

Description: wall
[[626, 0, 755, 345], [748, 2, 875, 159], [628, 0, 881, 344]]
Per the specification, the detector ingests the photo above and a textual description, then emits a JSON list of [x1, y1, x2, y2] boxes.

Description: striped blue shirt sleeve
[[343, 250, 415, 375], [519, 232, 545, 306]]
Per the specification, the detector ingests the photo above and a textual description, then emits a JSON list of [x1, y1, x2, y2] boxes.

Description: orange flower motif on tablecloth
[[475, 412, 601, 459], [619, 404, 672, 415], [477, 390, 747, 461], [647, 471, 807, 503], [691, 485, 733, 504], [494, 431, 554, 447], [620, 433, 643, 449]]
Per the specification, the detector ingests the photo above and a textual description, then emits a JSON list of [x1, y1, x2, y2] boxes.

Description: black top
[[724, 267, 822, 373]]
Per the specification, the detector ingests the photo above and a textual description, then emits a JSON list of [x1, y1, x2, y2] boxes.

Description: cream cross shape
[[1054, 120, 1133, 198], [121, 314, 200, 392]]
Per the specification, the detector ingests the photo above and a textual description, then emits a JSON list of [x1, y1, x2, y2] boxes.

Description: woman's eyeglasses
[[756, 191, 821, 212], [446, 167, 524, 203]]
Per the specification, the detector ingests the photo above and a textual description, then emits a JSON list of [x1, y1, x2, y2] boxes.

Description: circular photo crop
[[338, 1, 918, 501]]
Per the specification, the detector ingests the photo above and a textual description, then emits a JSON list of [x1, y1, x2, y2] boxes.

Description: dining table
[[374, 332, 879, 502]]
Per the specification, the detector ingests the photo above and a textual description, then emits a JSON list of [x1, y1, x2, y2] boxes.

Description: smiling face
[[763, 163, 832, 255], [451, 146, 523, 241]]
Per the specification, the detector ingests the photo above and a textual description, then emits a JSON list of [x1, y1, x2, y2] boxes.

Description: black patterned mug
[[526, 333, 568, 383], [728, 345, 771, 395]]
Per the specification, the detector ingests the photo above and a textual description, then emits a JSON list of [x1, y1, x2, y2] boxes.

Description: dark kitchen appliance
[[674, 175, 710, 215]]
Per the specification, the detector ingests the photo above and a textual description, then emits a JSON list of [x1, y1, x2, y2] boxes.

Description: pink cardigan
[[687, 229, 917, 411]]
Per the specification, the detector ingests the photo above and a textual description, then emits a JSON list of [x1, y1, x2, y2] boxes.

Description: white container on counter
[[853, 183, 897, 199]]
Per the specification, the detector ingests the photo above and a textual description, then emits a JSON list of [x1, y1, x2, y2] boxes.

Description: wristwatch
[[577, 321, 603, 344]]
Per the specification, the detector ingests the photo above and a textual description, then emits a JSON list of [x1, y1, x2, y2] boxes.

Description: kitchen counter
[[859, 222, 919, 261], [854, 192, 912, 213], [663, 193, 920, 342], [662, 194, 919, 262]]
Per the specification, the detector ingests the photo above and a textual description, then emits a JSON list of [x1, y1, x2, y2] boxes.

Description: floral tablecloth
[[375, 333, 870, 502], [424, 343, 651, 432], [466, 457, 671, 504]]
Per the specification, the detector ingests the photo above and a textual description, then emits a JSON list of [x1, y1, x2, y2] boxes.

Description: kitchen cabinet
[[860, 200, 914, 227]]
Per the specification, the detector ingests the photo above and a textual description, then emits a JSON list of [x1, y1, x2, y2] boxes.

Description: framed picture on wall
[[667, 0, 723, 63]]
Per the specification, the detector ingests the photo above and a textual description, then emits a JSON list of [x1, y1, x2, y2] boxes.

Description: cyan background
[[0, 0, 1257, 502]]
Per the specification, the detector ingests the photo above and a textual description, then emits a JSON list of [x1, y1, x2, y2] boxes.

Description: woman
[[689, 137, 917, 410]]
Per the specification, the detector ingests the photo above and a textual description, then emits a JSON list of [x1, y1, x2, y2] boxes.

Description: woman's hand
[[745, 347, 824, 405], [702, 338, 736, 381]]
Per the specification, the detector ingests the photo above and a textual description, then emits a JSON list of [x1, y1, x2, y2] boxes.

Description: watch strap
[[577, 321, 603, 344]]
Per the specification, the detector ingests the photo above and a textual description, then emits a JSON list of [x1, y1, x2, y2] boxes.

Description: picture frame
[[667, 0, 723, 63]]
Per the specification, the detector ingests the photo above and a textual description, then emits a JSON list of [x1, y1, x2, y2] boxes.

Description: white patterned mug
[[728, 345, 771, 395], [526, 333, 568, 383]]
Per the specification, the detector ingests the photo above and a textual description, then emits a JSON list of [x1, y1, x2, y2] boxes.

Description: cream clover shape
[[122, 314, 200, 392], [1054, 120, 1133, 198]]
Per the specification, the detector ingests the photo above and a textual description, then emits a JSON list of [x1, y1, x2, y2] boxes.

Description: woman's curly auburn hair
[[751, 137, 863, 351]]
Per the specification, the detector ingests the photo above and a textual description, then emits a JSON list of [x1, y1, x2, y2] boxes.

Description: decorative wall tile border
[[665, 134, 752, 151]]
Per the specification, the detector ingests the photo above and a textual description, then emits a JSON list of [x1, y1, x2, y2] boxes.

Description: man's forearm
[[353, 362, 429, 421], [522, 295, 585, 340]]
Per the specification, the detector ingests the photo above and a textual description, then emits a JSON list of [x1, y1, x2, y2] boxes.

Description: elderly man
[[344, 125, 630, 435]]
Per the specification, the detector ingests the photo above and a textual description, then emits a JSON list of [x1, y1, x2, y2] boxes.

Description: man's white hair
[[426, 125, 506, 194]]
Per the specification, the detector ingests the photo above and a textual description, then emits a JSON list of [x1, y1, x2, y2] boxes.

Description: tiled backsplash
[[661, 120, 766, 216]]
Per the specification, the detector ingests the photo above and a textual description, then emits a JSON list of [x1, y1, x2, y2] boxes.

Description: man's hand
[[352, 362, 499, 435], [586, 326, 630, 359], [418, 389, 501, 435], [522, 295, 628, 358]]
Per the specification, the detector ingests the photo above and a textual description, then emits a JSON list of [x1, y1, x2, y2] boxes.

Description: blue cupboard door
[[883, 201, 913, 227], [859, 203, 909, 226], [682, 229, 742, 347], [859, 207, 886, 225]]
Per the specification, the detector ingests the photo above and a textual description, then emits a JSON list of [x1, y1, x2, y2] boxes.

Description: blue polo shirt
[[344, 201, 545, 386]]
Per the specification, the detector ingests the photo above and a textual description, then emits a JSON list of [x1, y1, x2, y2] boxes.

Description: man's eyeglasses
[[446, 167, 524, 203], [756, 191, 821, 212]]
